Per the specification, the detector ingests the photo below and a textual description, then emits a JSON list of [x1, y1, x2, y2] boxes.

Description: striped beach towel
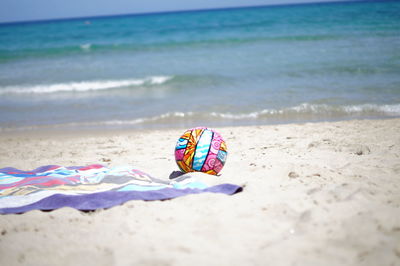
[[0, 165, 241, 214]]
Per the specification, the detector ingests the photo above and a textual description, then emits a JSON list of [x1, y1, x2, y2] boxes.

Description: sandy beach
[[0, 118, 399, 266], [1, 1, 400, 265]]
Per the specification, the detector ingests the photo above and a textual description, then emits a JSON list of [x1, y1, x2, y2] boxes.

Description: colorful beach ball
[[175, 127, 228, 175]]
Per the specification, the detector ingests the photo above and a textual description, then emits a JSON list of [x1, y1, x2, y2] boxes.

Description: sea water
[[0, 0, 399, 131]]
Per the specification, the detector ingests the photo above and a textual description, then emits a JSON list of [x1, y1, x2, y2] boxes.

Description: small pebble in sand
[[355, 145, 370, 155], [308, 141, 319, 148], [288, 171, 299, 178]]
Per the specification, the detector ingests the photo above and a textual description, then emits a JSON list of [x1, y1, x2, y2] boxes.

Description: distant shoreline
[[1, 117, 398, 137]]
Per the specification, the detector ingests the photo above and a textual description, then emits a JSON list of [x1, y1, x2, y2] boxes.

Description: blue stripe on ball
[[176, 138, 188, 149], [192, 129, 213, 171]]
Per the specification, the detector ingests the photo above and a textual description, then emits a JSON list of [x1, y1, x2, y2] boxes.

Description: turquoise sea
[[0, 0, 399, 131]]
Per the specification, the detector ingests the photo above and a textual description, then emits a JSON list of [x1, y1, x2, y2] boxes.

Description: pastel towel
[[0, 165, 242, 214]]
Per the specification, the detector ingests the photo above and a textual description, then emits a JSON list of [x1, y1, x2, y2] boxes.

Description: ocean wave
[[1, 104, 399, 132], [210, 103, 400, 119], [109, 103, 400, 123], [0, 76, 173, 94], [0, 112, 195, 132], [80, 43, 92, 51]]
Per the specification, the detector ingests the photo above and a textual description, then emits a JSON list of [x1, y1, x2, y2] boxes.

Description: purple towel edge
[[0, 184, 242, 214]]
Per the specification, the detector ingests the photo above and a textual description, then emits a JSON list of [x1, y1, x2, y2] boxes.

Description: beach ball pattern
[[175, 127, 227, 175]]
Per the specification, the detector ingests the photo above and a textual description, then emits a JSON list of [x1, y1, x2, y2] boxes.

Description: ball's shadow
[[169, 170, 221, 180], [169, 171, 185, 180]]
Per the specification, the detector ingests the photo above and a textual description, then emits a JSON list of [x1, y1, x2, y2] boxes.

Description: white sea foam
[[1, 104, 399, 133], [0, 76, 173, 94], [150, 76, 173, 85], [210, 103, 400, 119], [0, 112, 194, 132], [96, 112, 194, 126], [80, 43, 92, 51], [289, 103, 400, 116]]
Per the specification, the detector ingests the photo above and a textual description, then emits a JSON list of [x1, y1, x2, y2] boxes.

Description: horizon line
[[0, 0, 377, 26]]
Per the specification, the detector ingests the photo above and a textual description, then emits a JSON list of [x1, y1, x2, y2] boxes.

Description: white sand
[[0, 118, 399, 266]]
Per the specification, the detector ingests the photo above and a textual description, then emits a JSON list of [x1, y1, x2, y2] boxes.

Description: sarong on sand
[[0, 164, 242, 214]]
